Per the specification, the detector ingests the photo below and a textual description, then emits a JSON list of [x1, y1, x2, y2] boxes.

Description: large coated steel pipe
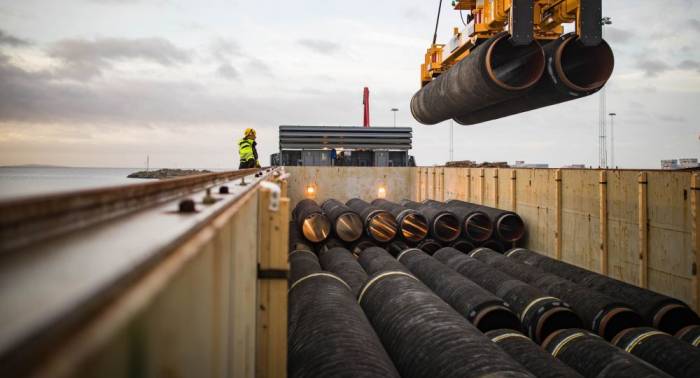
[[507, 248, 700, 334], [485, 329, 583, 378], [318, 246, 368, 297], [423, 199, 493, 242], [411, 32, 545, 125], [289, 220, 313, 252], [357, 249, 535, 378], [292, 199, 331, 243], [288, 250, 400, 378], [357, 246, 411, 275], [371, 199, 429, 243], [472, 248, 643, 340], [346, 198, 398, 243], [446, 199, 525, 243], [455, 33, 615, 125], [321, 199, 364, 243], [611, 327, 700, 377], [401, 200, 461, 243], [396, 248, 521, 332], [676, 325, 700, 347], [480, 239, 507, 253], [350, 237, 377, 257], [416, 238, 442, 255], [543, 329, 671, 378], [434, 247, 582, 343], [449, 239, 476, 254]]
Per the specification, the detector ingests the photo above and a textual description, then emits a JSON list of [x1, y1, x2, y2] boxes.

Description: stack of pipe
[[356, 247, 535, 378], [422, 199, 494, 243], [611, 327, 700, 377], [400, 200, 461, 243], [318, 246, 368, 297], [320, 199, 364, 243], [289, 220, 313, 252], [346, 198, 398, 243], [396, 247, 521, 332], [446, 199, 525, 244], [506, 248, 700, 334], [372, 199, 429, 244], [676, 325, 700, 347], [416, 238, 443, 255], [543, 329, 671, 377], [471, 248, 643, 340], [434, 247, 582, 343], [288, 250, 399, 377], [292, 199, 331, 243]]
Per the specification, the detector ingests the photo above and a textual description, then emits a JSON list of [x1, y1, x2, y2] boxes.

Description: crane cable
[[432, 0, 443, 45]]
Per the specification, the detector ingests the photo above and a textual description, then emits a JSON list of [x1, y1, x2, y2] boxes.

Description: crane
[[411, 0, 614, 126]]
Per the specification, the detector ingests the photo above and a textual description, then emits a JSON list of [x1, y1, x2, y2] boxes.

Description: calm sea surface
[[0, 167, 152, 200]]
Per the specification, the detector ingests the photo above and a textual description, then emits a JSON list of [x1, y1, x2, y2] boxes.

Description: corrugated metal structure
[[274, 126, 414, 167]]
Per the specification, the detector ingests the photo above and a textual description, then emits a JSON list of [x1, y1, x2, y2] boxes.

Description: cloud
[[0, 29, 31, 46], [657, 114, 686, 123], [297, 38, 340, 55], [689, 19, 700, 32], [216, 62, 239, 80], [636, 58, 670, 77], [604, 27, 634, 44], [210, 38, 240, 61], [47, 37, 191, 79], [678, 59, 700, 72]]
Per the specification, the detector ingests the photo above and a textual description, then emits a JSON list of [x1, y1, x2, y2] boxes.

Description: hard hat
[[244, 128, 256, 137]]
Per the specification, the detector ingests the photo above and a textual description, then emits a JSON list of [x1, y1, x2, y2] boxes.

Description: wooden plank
[[441, 168, 446, 201], [692, 173, 700, 313], [555, 169, 563, 260], [599, 171, 609, 275], [466, 169, 472, 201], [480, 168, 485, 205], [432, 169, 437, 200], [494, 169, 500, 208], [510, 170, 517, 211], [638, 172, 649, 288], [417, 168, 423, 201]]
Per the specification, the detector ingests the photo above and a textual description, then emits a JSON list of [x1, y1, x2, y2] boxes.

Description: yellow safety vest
[[239, 138, 255, 162]]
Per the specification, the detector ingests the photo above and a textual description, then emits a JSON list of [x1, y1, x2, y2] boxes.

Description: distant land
[[0, 164, 71, 168], [127, 169, 212, 179]]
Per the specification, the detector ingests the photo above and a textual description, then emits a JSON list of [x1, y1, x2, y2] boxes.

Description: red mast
[[362, 87, 370, 127]]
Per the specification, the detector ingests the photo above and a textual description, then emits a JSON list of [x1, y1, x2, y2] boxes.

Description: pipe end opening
[[401, 213, 429, 243], [556, 36, 615, 93], [434, 213, 461, 242], [487, 35, 546, 91], [368, 212, 398, 243], [302, 213, 331, 243], [496, 214, 525, 242], [600, 308, 644, 341], [536, 307, 584, 344], [465, 212, 494, 242], [335, 213, 364, 242]]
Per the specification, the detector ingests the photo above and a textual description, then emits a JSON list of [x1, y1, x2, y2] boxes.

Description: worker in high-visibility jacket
[[238, 128, 260, 169]]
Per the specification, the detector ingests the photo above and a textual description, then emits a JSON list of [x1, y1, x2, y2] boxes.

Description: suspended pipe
[[433, 247, 582, 343], [507, 248, 700, 334], [318, 246, 369, 297], [446, 199, 525, 243], [471, 248, 643, 340], [357, 249, 535, 378], [423, 200, 493, 242], [449, 239, 476, 254], [411, 32, 545, 125], [401, 200, 461, 243], [292, 199, 331, 243], [611, 327, 700, 378], [416, 238, 443, 255], [321, 199, 364, 243], [372, 199, 429, 244], [455, 34, 615, 125], [484, 329, 583, 378], [542, 329, 671, 378], [288, 249, 400, 378], [396, 248, 521, 332], [346, 198, 398, 243], [289, 220, 313, 252], [676, 325, 700, 347]]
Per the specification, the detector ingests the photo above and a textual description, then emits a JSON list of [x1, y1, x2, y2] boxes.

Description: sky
[[0, 0, 698, 169]]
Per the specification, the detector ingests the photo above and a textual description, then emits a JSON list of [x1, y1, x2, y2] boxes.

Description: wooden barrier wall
[[414, 167, 700, 312]]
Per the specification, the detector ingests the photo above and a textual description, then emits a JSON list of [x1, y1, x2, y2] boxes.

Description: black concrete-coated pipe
[[288, 250, 400, 378], [346, 198, 398, 243], [349, 237, 377, 257], [372, 199, 429, 243], [357, 249, 535, 378], [455, 34, 614, 125], [411, 32, 545, 125], [357, 246, 411, 275], [434, 247, 582, 343], [320, 199, 364, 243], [485, 329, 583, 378], [423, 199, 493, 242], [611, 327, 700, 378], [446, 199, 525, 243], [397, 248, 521, 332], [318, 246, 368, 297], [416, 238, 443, 255], [472, 248, 642, 340], [480, 239, 507, 253], [449, 239, 476, 254], [401, 200, 461, 243], [292, 199, 331, 243], [543, 329, 671, 378], [507, 248, 700, 334], [289, 220, 313, 252], [676, 325, 700, 347]]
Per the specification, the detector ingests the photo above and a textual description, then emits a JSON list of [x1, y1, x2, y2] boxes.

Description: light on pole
[[391, 108, 399, 127], [598, 17, 612, 168], [609, 112, 617, 168]]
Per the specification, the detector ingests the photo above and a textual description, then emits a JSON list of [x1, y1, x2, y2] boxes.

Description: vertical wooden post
[[441, 168, 446, 201], [510, 170, 517, 212], [417, 168, 422, 201], [425, 169, 429, 201], [494, 169, 500, 208], [479, 168, 485, 205], [691, 173, 700, 313], [466, 169, 472, 201], [555, 170, 563, 260], [638, 172, 649, 288], [599, 171, 609, 275], [257, 185, 289, 378], [431, 169, 437, 200]]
